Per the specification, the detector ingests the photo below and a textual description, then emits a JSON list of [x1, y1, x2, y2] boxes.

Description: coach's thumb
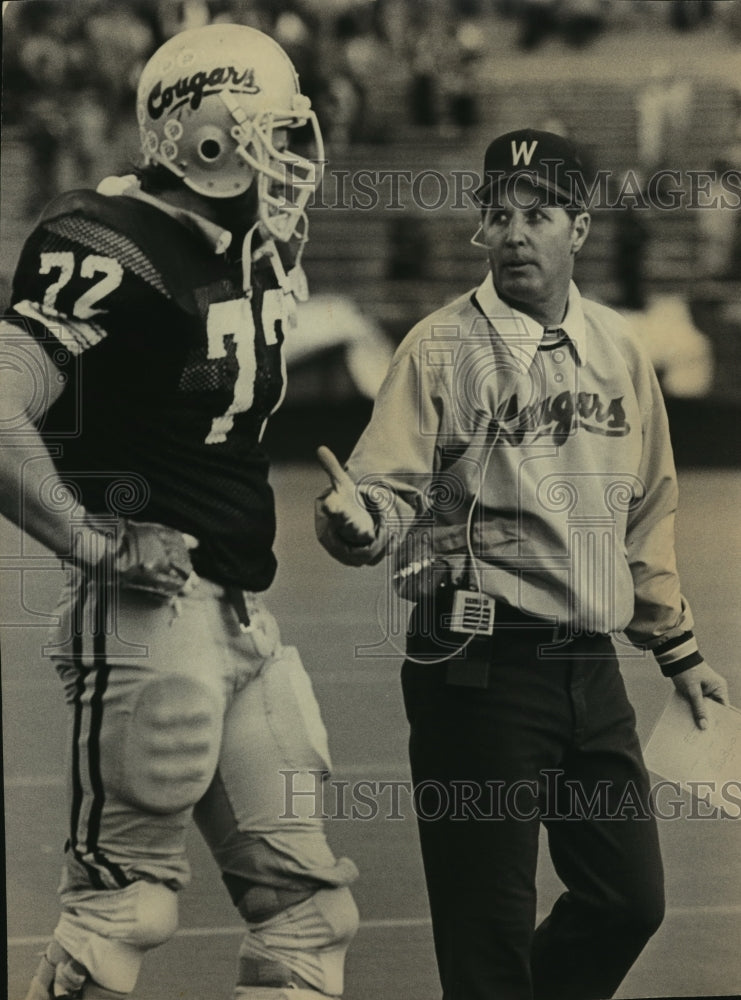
[[317, 445, 355, 492]]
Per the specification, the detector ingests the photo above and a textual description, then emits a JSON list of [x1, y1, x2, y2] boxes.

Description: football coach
[[314, 129, 729, 1000]]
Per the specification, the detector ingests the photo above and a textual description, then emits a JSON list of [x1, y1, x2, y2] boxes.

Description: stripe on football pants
[[68, 580, 106, 890], [68, 581, 130, 889]]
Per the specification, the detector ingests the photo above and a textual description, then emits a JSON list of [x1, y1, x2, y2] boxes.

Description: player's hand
[[317, 445, 376, 546], [101, 520, 199, 601], [671, 661, 729, 730]]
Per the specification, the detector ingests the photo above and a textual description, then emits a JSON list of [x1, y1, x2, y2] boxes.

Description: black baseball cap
[[474, 128, 587, 209]]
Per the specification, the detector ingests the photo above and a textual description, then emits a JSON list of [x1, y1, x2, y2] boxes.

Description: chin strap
[[241, 223, 307, 333]]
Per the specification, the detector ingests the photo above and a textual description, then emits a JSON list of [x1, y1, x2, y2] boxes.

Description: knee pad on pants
[[105, 674, 221, 814], [54, 880, 179, 994], [238, 886, 359, 997]]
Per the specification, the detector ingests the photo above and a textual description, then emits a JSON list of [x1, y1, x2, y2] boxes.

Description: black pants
[[401, 617, 665, 1000]]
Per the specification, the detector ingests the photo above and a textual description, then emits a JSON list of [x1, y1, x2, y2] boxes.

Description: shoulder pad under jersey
[[35, 189, 221, 310]]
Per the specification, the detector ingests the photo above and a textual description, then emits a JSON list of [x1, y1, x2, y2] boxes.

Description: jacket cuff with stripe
[[652, 631, 704, 677]]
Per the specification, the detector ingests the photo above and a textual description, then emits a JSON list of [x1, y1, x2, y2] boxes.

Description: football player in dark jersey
[[1, 24, 359, 1000]]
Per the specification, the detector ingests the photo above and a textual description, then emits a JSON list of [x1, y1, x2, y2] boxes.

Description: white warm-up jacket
[[317, 274, 702, 675]]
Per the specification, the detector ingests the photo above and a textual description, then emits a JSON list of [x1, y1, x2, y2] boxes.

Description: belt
[[411, 586, 571, 641], [406, 586, 602, 688], [492, 599, 573, 639]]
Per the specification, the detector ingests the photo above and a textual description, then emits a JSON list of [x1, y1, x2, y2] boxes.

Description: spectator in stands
[[376, 0, 409, 57], [443, 18, 485, 131], [16, 1, 105, 211], [729, 0, 741, 38], [725, 89, 741, 168], [408, 19, 443, 127], [517, 0, 605, 50], [209, 1, 272, 32], [696, 157, 740, 280], [320, 12, 374, 150], [519, 0, 560, 50], [670, 0, 714, 31], [560, 0, 606, 47], [387, 217, 431, 281], [84, 2, 155, 121], [157, 0, 211, 37], [612, 173, 651, 310], [636, 64, 694, 180]]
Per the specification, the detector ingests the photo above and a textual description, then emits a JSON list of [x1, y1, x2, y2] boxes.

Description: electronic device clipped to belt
[[397, 424, 502, 686], [439, 574, 496, 638], [435, 568, 496, 688], [398, 558, 496, 687]]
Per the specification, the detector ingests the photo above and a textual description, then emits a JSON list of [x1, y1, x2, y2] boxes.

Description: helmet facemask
[[220, 89, 324, 243]]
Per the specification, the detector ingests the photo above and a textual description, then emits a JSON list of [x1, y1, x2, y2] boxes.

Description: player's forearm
[[0, 323, 105, 562], [0, 417, 101, 564]]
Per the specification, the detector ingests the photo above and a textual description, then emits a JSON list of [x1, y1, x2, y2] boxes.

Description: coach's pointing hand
[[317, 445, 376, 546]]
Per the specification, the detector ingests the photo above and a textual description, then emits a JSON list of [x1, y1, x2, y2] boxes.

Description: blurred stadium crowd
[[5, 0, 741, 201], [2, 0, 740, 462]]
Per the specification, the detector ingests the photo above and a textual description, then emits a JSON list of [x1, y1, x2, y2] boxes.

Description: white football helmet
[[136, 24, 324, 242]]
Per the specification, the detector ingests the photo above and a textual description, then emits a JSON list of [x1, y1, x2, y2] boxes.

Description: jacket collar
[[473, 271, 587, 366]]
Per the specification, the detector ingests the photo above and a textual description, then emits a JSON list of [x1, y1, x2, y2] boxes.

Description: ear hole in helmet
[[199, 138, 222, 161]]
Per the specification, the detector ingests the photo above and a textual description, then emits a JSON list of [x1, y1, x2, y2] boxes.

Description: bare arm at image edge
[[0, 321, 107, 567]]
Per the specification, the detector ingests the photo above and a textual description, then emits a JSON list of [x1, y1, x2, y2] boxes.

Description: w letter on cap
[[511, 139, 538, 166]]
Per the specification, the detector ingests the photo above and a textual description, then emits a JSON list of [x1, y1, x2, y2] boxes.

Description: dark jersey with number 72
[[9, 188, 290, 590]]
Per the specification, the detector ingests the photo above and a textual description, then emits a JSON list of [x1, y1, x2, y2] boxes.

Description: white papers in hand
[[643, 691, 741, 814]]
